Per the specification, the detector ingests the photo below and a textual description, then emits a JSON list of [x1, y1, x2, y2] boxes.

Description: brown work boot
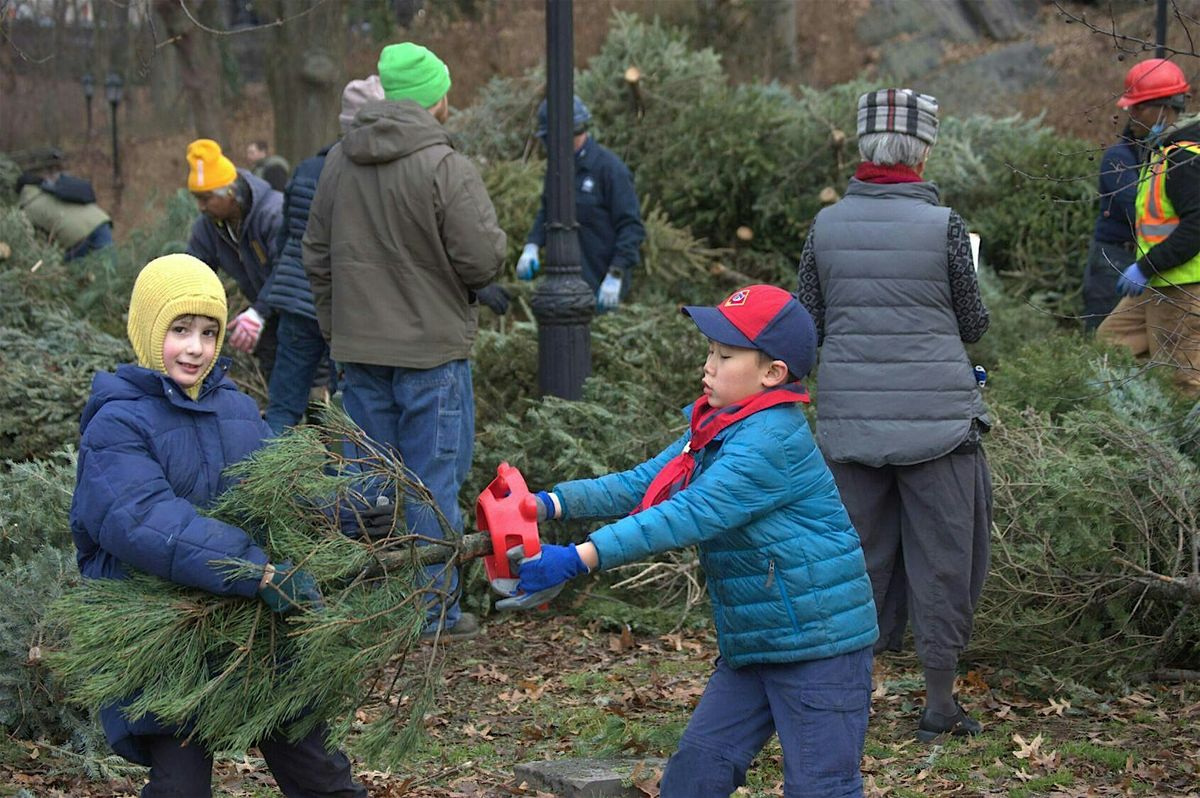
[[420, 611, 480, 643]]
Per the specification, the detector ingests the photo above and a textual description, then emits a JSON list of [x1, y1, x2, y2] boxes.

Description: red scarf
[[631, 383, 810, 514], [854, 162, 924, 184]]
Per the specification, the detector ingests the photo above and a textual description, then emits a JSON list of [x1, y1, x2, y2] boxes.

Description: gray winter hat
[[857, 89, 940, 145], [339, 75, 385, 133]]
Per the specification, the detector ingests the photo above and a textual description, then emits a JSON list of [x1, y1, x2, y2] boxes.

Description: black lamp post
[[531, 0, 594, 400], [81, 72, 94, 140], [105, 72, 123, 188]]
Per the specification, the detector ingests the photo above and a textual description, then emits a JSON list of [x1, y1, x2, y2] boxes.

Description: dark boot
[[916, 699, 982, 742]]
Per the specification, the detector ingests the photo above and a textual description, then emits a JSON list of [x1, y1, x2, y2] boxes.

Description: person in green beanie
[[303, 42, 506, 643]]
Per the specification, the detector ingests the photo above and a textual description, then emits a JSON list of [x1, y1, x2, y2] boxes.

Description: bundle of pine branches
[[49, 412, 481, 767]]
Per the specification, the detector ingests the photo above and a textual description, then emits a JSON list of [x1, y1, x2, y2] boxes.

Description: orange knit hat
[[186, 139, 237, 192]]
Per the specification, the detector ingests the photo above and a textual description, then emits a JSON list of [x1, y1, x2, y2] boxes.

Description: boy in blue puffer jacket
[[499, 285, 879, 798], [69, 253, 366, 797]]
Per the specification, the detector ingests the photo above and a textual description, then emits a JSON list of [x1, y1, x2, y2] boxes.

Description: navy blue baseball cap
[[682, 285, 817, 378]]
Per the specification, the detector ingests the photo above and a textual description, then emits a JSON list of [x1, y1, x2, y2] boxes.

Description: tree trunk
[[261, 0, 345, 166], [152, 0, 228, 143]]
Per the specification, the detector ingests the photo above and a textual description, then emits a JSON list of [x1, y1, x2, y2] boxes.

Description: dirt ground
[[4, 606, 1198, 798]]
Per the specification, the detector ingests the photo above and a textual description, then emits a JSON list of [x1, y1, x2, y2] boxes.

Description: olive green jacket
[[19, 185, 110, 250], [303, 100, 505, 368]]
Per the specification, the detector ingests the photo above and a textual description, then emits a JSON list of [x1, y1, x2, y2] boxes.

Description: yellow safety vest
[[1135, 140, 1200, 287]]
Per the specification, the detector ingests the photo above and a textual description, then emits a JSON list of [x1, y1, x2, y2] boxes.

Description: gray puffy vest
[[812, 179, 986, 466]]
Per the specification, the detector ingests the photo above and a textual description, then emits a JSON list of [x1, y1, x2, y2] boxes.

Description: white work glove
[[516, 243, 540, 281], [227, 307, 264, 353], [597, 271, 622, 311]]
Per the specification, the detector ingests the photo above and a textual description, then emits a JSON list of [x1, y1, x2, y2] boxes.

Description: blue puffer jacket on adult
[[554, 403, 878, 668], [263, 144, 333, 320], [69, 358, 273, 765], [186, 169, 283, 318]]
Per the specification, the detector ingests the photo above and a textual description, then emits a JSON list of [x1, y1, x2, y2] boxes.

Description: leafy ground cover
[[4, 593, 1198, 798]]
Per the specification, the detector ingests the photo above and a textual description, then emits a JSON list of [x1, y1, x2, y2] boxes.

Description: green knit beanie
[[377, 43, 451, 107]]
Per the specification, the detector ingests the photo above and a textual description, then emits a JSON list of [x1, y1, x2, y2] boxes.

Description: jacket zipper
[[765, 558, 776, 590]]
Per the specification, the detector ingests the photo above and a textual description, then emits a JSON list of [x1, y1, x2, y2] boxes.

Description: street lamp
[[105, 72, 123, 189], [81, 72, 94, 140], [531, 0, 594, 400]]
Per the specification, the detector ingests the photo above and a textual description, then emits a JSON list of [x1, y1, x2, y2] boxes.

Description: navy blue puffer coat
[[69, 359, 273, 764], [263, 145, 333, 319]]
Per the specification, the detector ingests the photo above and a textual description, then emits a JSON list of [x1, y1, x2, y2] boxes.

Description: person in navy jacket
[[497, 285, 878, 797], [516, 95, 645, 311], [185, 139, 284, 381], [1083, 125, 1139, 330], [69, 253, 365, 797]]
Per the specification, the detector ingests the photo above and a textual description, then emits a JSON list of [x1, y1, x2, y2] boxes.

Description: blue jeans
[[340, 359, 474, 627], [265, 311, 333, 434], [64, 222, 113, 262], [660, 646, 873, 798]]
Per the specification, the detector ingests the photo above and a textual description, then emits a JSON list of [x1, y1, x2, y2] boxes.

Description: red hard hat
[[1117, 58, 1190, 108]]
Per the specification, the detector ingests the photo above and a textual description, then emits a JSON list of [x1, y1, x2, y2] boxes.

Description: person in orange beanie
[[185, 138, 285, 381]]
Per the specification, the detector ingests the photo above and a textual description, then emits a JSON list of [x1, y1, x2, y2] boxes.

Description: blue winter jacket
[[263, 145, 333, 320], [555, 403, 878, 668], [69, 359, 273, 764], [527, 138, 645, 291], [1093, 135, 1139, 245], [187, 170, 283, 318]]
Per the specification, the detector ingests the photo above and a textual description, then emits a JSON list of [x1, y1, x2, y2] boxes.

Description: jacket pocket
[[770, 558, 803, 635]]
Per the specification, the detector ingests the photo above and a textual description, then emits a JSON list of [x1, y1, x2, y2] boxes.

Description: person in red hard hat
[[1098, 59, 1200, 397]]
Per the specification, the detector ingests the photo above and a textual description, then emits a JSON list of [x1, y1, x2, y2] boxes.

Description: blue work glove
[[1116, 262, 1149, 297], [495, 543, 588, 611], [475, 283, 511, 315], [597, 271, 622, 311], [516, 243, 540, 280], [257, 560, 323, 615]]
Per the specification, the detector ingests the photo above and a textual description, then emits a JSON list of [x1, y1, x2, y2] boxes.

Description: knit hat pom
[[377, 43, 451, 108], [127, 254, 228, 398], [186, 139, 238, 192]]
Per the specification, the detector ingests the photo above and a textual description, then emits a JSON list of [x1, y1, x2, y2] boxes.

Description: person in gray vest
[[797, 88, 992, 742]]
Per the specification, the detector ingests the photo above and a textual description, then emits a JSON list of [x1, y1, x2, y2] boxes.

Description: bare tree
[[152, 0, 228, 143], [259, 0, 345, 165]]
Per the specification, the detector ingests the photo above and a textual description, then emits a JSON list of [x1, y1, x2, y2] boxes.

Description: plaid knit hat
[[857, 89, 940, 145]]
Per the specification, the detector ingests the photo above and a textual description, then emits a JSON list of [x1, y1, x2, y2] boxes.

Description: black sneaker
[[916, 700, 982, 742], [419, 611, 480, 643]]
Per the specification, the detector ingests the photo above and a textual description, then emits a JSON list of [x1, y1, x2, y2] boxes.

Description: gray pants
[[828, 449, 992, 671]]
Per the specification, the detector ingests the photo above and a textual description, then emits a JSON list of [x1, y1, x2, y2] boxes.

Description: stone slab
[[514, 757, 666, 798]]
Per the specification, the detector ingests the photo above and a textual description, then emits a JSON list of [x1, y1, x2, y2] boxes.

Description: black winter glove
[[359, 497, 398, 539], [476, 284, 511, 316]]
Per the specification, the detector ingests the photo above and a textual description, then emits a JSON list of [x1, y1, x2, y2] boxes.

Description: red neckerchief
[[631, 383, 810, 514], [854, 162, 924, 184]]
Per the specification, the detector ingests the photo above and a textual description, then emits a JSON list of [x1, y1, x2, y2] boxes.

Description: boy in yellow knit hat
[[184, 138, 285, 382], [70, 254, 367, 796]]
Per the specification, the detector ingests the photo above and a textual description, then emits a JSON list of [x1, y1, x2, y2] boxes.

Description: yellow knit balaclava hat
[[127, 254, 228, 399], [186, 139, 237, 192]]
